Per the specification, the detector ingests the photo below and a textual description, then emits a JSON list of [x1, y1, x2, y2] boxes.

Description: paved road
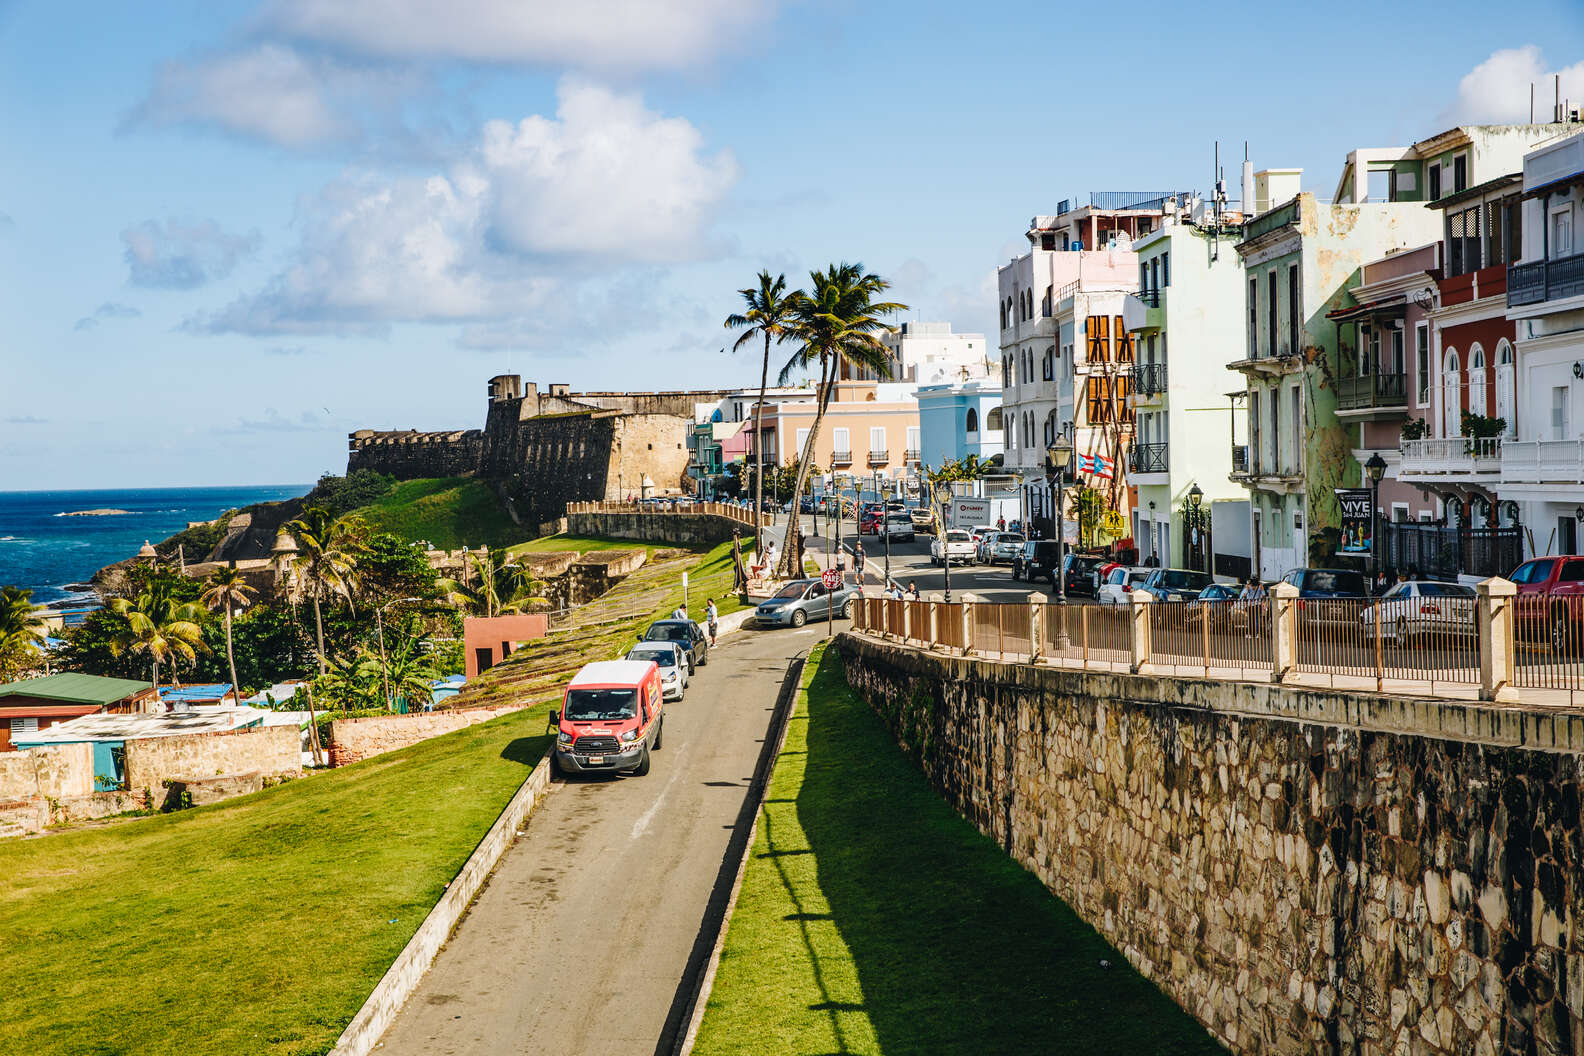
[[377, 623, 820, 1056]]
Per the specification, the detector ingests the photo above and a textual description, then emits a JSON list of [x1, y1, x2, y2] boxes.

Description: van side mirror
[[548, 709, 560, 726]]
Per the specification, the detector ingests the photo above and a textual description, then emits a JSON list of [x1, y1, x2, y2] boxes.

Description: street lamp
[[1046, 431, 1074, 604], [1185, 482, 1208, 573], [1148, 500, 1158, 565], [1365, 452, 1387, 573], [874, 469, 891, 588]]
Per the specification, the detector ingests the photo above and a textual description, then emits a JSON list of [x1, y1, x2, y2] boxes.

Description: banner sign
[[1335, 488, 1374, 554]]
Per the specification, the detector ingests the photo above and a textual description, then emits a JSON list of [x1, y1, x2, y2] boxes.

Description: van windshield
[[564, 687, 638, 721]]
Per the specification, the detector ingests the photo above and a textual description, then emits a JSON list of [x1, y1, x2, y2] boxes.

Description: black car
[[1059, 553, 1107, 597], [640, 619, 709, 672], [1281, 567, 1369, 599], [1012, 540, 1063, 583], [1136, 568, 1216, 602]]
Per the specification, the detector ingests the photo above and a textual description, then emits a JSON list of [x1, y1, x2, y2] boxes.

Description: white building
[[847, 321, 990, 384], [1506, 128, 1584, 554]]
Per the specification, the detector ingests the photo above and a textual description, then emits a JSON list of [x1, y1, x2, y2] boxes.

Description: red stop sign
[[822, 568, 841, 589]]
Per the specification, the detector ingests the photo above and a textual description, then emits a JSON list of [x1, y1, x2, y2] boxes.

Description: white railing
[[1399, 437, 1503, 477], [564, 501, 770, 527], [1500, 439, 1584, 483]]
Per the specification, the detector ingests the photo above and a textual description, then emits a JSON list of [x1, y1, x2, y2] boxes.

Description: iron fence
[[1148, 601, 1273, 678]]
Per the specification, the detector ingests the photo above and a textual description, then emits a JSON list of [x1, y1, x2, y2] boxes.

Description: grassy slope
[[348, 478, 527, 550], [0, 707, 551, 1056], [506, 534, 673, 556], [691, 644, 1222, 1056]]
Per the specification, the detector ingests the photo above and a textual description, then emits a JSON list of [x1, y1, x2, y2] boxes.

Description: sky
[[3, 0, 1583, 490]]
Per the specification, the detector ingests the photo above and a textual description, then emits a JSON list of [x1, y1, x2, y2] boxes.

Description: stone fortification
[[837, 633, 1584, 1056], [328, 705, 524, 767], [346, 375, 731, 525]]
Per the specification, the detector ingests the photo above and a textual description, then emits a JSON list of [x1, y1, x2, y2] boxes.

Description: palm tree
[[439, 549, 544, 617], [0, 586, 49, 679], [107, 581, 209, 690], [775, 263, 907, 576], [725, 272, 805, 541], [200, 567, 257, 696], [279, 506, 362, 675], [358, 639, 441, 712]]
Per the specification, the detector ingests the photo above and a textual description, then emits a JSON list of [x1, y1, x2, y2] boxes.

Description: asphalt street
[[375, 623, 822, 1056]]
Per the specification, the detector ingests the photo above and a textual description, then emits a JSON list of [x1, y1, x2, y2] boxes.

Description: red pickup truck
[[1509, 556, 1584, 649]]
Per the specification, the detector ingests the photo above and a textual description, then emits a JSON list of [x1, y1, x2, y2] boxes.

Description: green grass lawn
[[348, 477, 529, 550], [691, 644, 1222, 1056], [506, 533, 676, 556], [0, 707, 552, 1056]]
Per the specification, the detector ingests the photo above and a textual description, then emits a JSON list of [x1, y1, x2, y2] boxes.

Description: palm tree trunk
[[777, 354, 833, 577], [224, 608, 239, 696], [754, 331, 770, 549], [152, 656, 161, 693], [313, 592, 326, 676]]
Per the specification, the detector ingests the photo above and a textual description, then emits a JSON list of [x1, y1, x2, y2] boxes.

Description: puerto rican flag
[[1077, 452, 1114, 479]]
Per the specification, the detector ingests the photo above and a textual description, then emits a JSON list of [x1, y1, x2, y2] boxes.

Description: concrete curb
[[673, 650, 808, 1056], [328, 750, 557, 1056]]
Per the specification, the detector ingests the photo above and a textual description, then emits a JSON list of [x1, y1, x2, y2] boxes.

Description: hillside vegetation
[[344, 477, 528, 550]]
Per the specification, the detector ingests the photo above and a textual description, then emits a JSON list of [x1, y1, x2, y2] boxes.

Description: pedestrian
[[672, 603, 689, 621], [854, 541, 866, 577], [907, 580, 921, 600], [705, 598, 719, 646], [997, 515, 1006, 531]]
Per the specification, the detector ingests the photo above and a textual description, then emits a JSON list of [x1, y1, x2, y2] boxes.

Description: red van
[[550, 660, 665, 776]]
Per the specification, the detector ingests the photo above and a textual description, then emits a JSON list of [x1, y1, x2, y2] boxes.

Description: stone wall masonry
[[837, 633, 1584, 1056], [346, 429, 484, 479], [123, 726, 302, 797], [0, 743, 95, 800], [565, 510, 755, 547], [328, 705, 525, 767]]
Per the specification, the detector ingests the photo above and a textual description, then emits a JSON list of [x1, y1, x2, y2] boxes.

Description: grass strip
[[0, 706, 552, 1056], [691, 643, 1223, 1056]]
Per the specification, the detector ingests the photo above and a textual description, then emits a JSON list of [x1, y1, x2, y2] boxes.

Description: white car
[[930, 529, 976, 566], [1360, 581, 1477, 643], [881, 511, 916, 543], [1096, 566, 1151, 606], [624, 641, 689, 700]]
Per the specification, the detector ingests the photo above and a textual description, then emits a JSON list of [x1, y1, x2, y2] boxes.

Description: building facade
[[843, 321, 991, 385], [915, 381, 1003, 469], [755, 381, 922, 484]]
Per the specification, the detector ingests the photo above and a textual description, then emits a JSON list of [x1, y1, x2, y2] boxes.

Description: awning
[[1327, 297, 1406, 323]]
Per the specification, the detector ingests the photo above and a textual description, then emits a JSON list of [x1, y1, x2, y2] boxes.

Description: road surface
[[375, 622, 818, 1056]]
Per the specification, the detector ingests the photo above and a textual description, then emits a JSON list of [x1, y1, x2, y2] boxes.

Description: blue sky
[[3, 0, 1582, 489]]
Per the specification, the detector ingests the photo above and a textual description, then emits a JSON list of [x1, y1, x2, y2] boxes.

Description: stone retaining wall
[[328, 705, 525, 766], [837, 633, 1584, 1055], [565, 511, 754, 547], [0, 742, 95, 799], [123, 726, 301, 797]]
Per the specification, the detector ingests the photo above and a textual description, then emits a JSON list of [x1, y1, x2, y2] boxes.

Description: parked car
[[754, 576, 860, 627], [550, 659, 665, 776], [1096, 566, 1152, 606], [930, 529, 976, 565], [1183, 582, 1240, 632], [640, 619, 709, 672], [860, 506, 885, 535], [881, 511, 917, 543], [1509, 556, 1584, 649], [1359, 580, 1477, 643], [1012, 539, 1062, 582], [624, 640, 689, 700], [1280, 567, 1371, 635], [909, 507, 937, 533], [986, 532, 1025, 565], [1059, 553, 1108, 597], [964, 526, 996, 561], [1137, 568, 1216, 603]]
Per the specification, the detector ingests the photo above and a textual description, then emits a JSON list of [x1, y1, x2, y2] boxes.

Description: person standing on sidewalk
[[705, 598, 719, 646]]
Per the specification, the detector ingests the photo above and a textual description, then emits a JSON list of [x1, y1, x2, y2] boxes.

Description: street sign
[[821, 568, 840, 589]]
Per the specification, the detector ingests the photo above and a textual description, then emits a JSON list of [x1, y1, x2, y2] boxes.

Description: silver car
[[988, 533, 1025, 565], [755, 577, 861, 628], [624, 641, 689, 700]]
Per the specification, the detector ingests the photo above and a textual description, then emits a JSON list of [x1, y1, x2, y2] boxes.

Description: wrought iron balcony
[[866, 449, 889, 466], [1508, 251, 1584, 307], [1128, 442, 1168, 474], [1134, 289, 1160, 308], [1231, 444, 1248, 473], [1131, 362, 1168, 396], [903, 448, 921, 462], [830, 450, 853, 465], [1336, 372, 1407, 413]]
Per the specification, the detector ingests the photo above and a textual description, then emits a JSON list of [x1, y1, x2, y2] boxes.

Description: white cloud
[[263, 0, 776, 73], [131, 43, 416, 149], [189, 80, 736, 336], [1442, 46, 1584, 126], [122, 218, 261, 288], [74, 302, 142, 332]]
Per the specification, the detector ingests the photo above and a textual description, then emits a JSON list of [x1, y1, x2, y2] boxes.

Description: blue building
[[915, 381, 1004, 469]]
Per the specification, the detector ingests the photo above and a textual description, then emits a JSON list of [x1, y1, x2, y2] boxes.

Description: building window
[[1552, 386, 1571, 441], [1452, 153, 1468, 194], [1290, 386, 1301, 470], [906, 426, 920, 457], [1390, 325, 1404, 377], [796, 427, 810, 455], [1287, 264, 1300, 356], [1367, 168, 1391, 202], [832, 427, 849, 457], [1161, 251, 1170, 287], [985, 406, 1003, 431], [1551, 205, 1574, 260], [1448, 205, 1481, 276], [1416, 323, 1431, 405], [1271, 388, 1281, 470], [1042, 347, 1054, 381], [1443, 349, 1460, 436], [869, 426, 886, 456], [965, 407, 979, 433], [1248, 277, 1258, 357], [1428, 164, 1442, 202], [1250, 390, 1262, 471], [1266, 270, 1278, 359], [1495, 340, 1515, 437], [1468, 344, 1487, 417]]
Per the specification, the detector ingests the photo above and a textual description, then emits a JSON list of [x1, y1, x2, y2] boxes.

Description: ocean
[[0, 486, 308, 607]]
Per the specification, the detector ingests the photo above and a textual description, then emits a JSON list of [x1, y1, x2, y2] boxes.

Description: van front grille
[[574, 736, 620, 754]]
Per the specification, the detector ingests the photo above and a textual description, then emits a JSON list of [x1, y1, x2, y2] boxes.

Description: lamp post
[[875, 470, 891, 588], [1148, 500, 1158, 565], [1365, 452, 1387, 574], [1185, 482, 1207, 573], [1046, 431, 1074, 604]]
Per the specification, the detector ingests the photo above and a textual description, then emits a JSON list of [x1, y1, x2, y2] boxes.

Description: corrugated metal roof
[[10, 707, 266, 745], [0, 673, 152, 706]]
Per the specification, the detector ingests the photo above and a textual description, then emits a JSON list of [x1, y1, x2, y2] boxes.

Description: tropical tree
[[279, 506, 363, 675], [362, 638, 441, 712], [725, 271, 805, 544], [440, 548, 544, 617], [313, 650, 383, 711], [200, 566, 257, 696], [774, 263, 907, 575], [0, 586, 49, 680], [107, 580, 209, 690]]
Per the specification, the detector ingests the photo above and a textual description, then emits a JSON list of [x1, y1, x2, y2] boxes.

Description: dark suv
[[1013, 540, 1063, 583], [1059, 553, 1107, 597]]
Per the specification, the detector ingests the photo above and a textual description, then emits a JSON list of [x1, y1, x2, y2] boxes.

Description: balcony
[[1128, 442, 1168, 475], [1122, 291, 1164, 333], [1231, 444, 1248, 473], [1336, 372, 1408, 417], [903, 448, 921, 462], [1131, 362, 1168, 398], [1501, 439, 1584, 484], [867, 449, 889, 466], [1508, 251, 1584, 308], [1398, 437, 1502, 480], [831, 450, 853, 466]]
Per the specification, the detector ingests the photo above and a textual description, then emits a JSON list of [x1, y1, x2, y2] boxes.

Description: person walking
[[854, 541, 866, 579], [705, 598, 719, 646]]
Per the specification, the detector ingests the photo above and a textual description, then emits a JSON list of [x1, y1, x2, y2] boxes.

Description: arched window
[[1442, 348, 1461, 437], [710, 409, 723, 423], [1468, 344, 1487, 419], [985, 406, 1003, 431], [1495, 339, 1515, 437], [966, 407, 979, 433], [1043, 411, 1057, 446]]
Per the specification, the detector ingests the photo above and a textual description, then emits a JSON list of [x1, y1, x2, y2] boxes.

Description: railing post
[[901, 600, 913, 643], [1270, 582, 1299, 683], [960, 593, 976, 656], [1477, 577, 1519, 703], [1129, 591, 1154, 674], [1028, 592, 1044, 663], [928, 601, 939, 649]]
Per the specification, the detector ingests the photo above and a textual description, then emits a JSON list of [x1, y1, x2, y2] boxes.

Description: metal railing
[[564, 500, 768, 527], [1501, 439, 1584, 483], [1128, 442, 1169, 474], [1134, 289, 1160, 308], [1513, 600, 1584, 694], [904, 449, 921, 462], [1132, 362, 1167, 396], [1148, 601, 1273, 679], [1290, 598, 1479, 694], [1231, 444, 1248, 473], [1336, 372, 1408, 411], [830, 450, 853, 465], [867, 449, 889, 466], [1379, 523, 1523, 581], [1399, 436, 1502, 476], [1509, 251, 1584, 307]]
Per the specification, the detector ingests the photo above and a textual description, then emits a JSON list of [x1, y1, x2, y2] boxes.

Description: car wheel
[[653, 718, 663, 751], [632, 743, 651, 776], [841, 598, 854, 619], [791, 608, 807, 628]]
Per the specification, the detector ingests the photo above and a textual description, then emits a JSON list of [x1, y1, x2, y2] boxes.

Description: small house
[[0, 673, 157, 751]]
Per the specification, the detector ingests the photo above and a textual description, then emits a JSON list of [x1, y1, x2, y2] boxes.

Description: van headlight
[[621, 730, 639, 743], [557, 731, 573, 745]]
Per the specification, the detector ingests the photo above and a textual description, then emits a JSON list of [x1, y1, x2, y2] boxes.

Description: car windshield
[[1161, 571, 1212, 590], [564, 687, 637, 721], [644, 623, 691, 642], [1421, 583, 1475, 597], [1510, 560, 1553, 584], [1307, 571, 1366, 594], [629, 649, 676, 667], [773, 582, 810, 600]]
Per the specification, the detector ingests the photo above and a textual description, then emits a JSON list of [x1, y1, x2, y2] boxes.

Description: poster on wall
[[1335, 489, 1374, 554]]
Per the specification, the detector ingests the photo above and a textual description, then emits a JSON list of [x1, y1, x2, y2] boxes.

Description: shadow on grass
[[789, 651, 1224, 1055], [499, 732, 553, 767]]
